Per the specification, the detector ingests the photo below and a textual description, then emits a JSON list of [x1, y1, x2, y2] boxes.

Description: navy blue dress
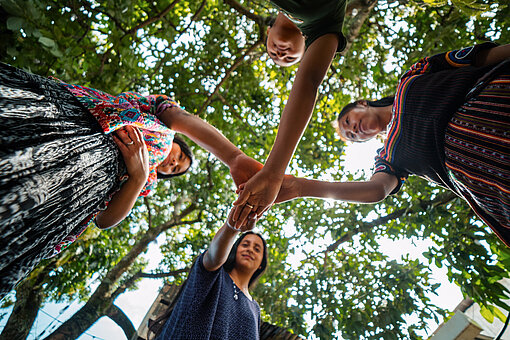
[[157, 253, 261, 339]]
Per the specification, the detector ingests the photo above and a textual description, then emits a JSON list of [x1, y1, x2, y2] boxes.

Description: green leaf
[[38, 36, 56, 48], [480, 305, 495, 323], [6, 17, 23, 31]]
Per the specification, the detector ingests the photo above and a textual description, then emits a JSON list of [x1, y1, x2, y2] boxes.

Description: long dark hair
[[336, 96, 395, 121], [156, 134, 194, 179], [148, 232, 267, 339], [223, 231, 268, 289]]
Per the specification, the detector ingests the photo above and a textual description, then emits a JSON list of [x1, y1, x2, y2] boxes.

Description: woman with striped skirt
[[274, 42, 510, 246]]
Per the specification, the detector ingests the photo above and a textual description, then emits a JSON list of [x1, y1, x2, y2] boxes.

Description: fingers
[[233, 188, 249, 206], [112, 135, 128, 154], [240, 216, 257, 232], [234, 205, 252, 229]]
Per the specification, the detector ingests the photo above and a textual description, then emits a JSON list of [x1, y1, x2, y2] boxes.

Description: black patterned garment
[[0, 63, 123, 298]]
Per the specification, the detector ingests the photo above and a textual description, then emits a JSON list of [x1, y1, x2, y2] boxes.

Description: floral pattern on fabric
[[59, 82, 179, 196]]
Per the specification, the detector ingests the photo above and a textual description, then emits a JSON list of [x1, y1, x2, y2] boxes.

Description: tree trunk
[[0, 257, 58, 340], [43, 204, 197, 340], [0, 279, 44, 340]]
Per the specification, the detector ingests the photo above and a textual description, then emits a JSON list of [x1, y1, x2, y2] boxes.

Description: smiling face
[[235, 234, 264, 274], [266, 25, 305, 67], [337, 102, 386, 142], [156, 142, 191, 175]]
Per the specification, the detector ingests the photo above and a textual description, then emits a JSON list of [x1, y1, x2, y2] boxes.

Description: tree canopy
[[0, 0, 509, 339]]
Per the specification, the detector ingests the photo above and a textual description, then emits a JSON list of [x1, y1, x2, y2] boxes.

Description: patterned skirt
[[0, 63, 122, 298], [444, 67, 510, 246]]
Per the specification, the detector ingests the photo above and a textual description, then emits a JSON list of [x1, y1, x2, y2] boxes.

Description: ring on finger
[[245, 203, 254, 209], [126, 141, 134, 145]]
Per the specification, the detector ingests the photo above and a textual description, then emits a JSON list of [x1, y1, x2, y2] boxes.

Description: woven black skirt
[[0, 63, 122, 298]]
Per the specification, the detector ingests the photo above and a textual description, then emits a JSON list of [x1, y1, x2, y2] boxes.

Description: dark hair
[[336, 96, 395, 121], [156, 134, 194, 179], [223, 231, 268, 288], [148, 232, 267, 339]]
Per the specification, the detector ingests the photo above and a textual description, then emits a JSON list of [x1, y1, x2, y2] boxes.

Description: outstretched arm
[[158, 107, 263, 187], [276, 172, 399, 204], [203, 210, 256, 272], [232, 33, 339, 226]]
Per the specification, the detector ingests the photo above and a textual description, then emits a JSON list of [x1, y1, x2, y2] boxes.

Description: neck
[[229, 268, 251, 292], [379, 104, 393, 127], [275, 12, 300, 31]]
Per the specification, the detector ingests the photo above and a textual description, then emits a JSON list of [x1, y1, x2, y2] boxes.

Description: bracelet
[[226, 220, 240, 232]]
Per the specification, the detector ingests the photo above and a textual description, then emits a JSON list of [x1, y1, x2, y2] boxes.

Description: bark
[[0, 258, 58, 340], [43, 203, 198, 340], [341, 0, 379, 56], [106, 304, 136, 339]]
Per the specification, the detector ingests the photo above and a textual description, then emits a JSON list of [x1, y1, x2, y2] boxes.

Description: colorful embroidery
[[374, 45, 479, 184], [59, 82, 178, 196], [50, 81, 179, 256]]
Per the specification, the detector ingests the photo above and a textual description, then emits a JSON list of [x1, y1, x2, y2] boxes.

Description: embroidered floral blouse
[[49, 81, 179, 256]]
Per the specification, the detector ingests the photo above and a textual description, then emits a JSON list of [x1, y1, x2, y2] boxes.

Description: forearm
[[296, 177, 389, 203], [203, 223, 239, 271], [95, 177, 145, 229], [264, 34, 338, 175], [159, 107, 243, 167], [474, 44, 510, 67]]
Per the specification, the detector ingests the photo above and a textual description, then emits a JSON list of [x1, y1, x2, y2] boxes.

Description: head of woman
[[335, 96, 395, 142], [266, 14, 305, 67], [157, 135, 194, 179], [223, 231, 268, 288]]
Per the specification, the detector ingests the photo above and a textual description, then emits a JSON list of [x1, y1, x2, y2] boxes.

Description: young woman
[[0, 63, 261, 298], [150, 210, 267, 339], [275, 43, 510, 246], [231, 0, 348, 225]]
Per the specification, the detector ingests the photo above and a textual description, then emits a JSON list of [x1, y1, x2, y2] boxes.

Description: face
[[156, 142, 191, 175], [337, 103, 385, 142], [235, 234, 264, 273], [266, 26, 305, 67]]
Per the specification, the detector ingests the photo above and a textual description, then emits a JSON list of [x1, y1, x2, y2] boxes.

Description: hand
[[275, 175, 301, 203], [232, 169, 283, 228], [226, 208, 257, 233], [113, 126, 149, 184], [229, 153, 263, 188]]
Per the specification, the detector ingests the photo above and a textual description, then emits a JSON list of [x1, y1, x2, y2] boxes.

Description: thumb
[[236, 183, 246, 194]]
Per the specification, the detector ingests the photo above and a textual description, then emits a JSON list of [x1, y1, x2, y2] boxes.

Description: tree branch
[[105, 304, 136, 339], [341, 0, 379, 56], [223, 0, 268, 25], [197, 38, 263, 115], [325, 191, 457, 253], [125, 0, 180, 35]]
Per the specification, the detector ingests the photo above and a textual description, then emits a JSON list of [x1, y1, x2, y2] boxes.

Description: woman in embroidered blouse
[[150, 209, 267, 340], [275, 43, 510, 246], [0, 63, 261, 298]]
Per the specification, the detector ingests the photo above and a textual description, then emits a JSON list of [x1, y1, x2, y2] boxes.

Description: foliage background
[[0, 0, 509, 339]]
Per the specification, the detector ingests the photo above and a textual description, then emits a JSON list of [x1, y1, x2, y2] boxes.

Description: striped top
[[373, 42, 497, 194]]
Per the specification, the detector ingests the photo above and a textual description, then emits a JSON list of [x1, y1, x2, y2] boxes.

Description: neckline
[[228, 273, 253, 301]]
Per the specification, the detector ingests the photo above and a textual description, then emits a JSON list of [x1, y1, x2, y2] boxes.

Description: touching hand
[[275, 175, 300, 203], [113, 126, 149, 184], [226, 208, 257, 232], [232, 170, 283, 228], [229, 153, 263, 188]]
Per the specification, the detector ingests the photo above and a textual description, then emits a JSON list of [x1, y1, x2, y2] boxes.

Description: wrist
[[127, 173, 148, 187], [226, 149, 244, 168], [225, 219, 241, 233]]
